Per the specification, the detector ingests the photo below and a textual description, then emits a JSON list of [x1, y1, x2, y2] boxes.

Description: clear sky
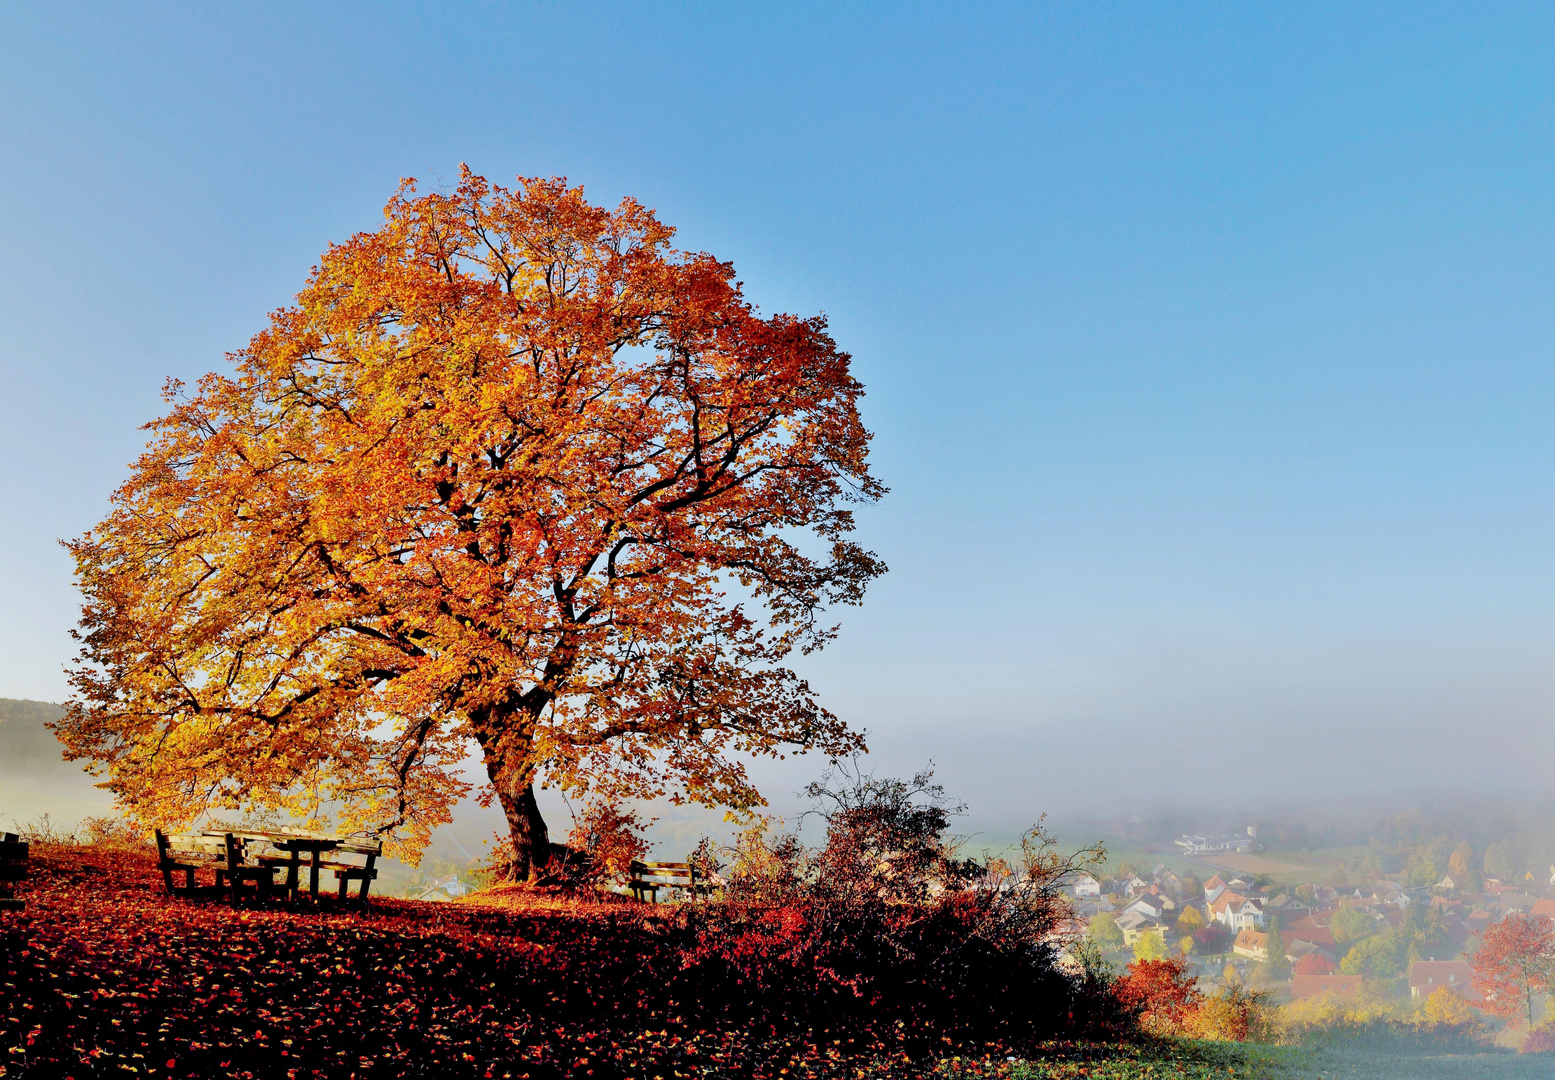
[[4, 3, 1555, 825]]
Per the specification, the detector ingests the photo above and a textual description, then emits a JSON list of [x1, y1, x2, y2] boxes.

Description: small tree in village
[[1448, 842, 1473, 879], [58, 170, 885, 875], [1087, 912, 1125, 952], [1261, 915, 1290, 980], [1472, 912, 1555, 1027], [1132, 929, 1167, 962], [1175, 903, 1204, 935]]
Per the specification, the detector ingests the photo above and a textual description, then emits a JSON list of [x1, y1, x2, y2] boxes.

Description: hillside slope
[[0, 698, 70, 770], [0, 697, 111, 826]]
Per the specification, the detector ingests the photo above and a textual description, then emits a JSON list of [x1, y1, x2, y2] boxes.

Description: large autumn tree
[[60, 169, 885, 875]]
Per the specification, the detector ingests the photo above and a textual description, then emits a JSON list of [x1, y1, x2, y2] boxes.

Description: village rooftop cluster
[[1069, 836, 1555, 1013]]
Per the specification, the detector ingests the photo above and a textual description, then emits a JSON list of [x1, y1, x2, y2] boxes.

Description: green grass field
[[976, 1041, 1555, 1080]]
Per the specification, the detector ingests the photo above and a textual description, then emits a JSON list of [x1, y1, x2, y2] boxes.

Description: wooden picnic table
[[203, 830, 341, 900]]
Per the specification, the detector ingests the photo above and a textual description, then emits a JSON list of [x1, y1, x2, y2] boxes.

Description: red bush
[[682, 765, 1115, 1044], [1523, 1024, 1555, 1054], [1112, 954, 1202, 1035]]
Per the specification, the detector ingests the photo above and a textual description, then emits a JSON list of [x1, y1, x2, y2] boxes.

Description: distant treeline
[[1080, 802, 1555, 889], [0, 698, 76, 776]]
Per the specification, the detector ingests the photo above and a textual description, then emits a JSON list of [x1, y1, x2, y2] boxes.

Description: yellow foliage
[[1274, 985, 1486, 1045], [1183, 982, 1276, 1042], [1423, 986, 1477, 1026], [1132, 930, 1167, 961]]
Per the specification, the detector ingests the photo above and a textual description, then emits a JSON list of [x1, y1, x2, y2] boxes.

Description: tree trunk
[[471, 707, 551, 881], [494, 770, 551, 882]]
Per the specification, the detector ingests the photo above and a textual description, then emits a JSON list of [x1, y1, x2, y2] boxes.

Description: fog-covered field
[[1272, 1046, 1552, 1079]]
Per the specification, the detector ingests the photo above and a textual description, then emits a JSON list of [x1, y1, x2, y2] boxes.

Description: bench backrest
[[631, 860, 697, 883], [156, 830, 237, 862], [335, 840, 383, 857]]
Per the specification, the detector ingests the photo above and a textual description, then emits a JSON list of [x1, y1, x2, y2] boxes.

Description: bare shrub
[[682, 762, 1110, 1045], [80, 815, 151, 850], [17, 813, 77, 845]]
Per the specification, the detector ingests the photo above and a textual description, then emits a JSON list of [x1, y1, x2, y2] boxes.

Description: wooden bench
[[0, 832, 27, 912], [154, 830, 277, 905], [629, 860, 702, 903], [320, 840, 382, 904]]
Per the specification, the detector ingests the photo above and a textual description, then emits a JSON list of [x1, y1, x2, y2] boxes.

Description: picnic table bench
[[0, 832, 27, 912], [249, 833, 381, 904], [155, 830, 278, 905], [629, 860, 704, 903], [152, 828, 383, 907], [322, 839, 382, 903]]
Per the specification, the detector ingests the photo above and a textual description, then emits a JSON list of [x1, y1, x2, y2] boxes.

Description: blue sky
[[5, 3, 1555, 823]]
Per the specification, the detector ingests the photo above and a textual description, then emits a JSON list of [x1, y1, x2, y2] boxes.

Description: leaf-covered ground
[[4, 845, 828, 1078], [8, 846, 1538, 1079], [0, 845, 1051, 1079]]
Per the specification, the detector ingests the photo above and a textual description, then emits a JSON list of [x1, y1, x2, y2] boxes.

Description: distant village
[[1067, 824, 1555, 1007]]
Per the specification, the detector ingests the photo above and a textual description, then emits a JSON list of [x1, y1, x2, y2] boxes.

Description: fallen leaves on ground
[[0, 845, 1020, 1079]]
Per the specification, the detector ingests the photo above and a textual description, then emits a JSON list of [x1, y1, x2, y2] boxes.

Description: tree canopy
[[1472, 912, 1555, 1025], [1330, 904, 1376, 946], [60, 170, 885, 872], [1087, 912, 1124, 952], [1261, 916, 1290, 979]]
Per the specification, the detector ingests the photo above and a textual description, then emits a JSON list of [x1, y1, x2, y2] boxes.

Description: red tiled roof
[[1292, 907, 1337, 929], [1408, 960, 1482, 1004], [1293, 952, 1337, 976], [1286, 926, 1335, 948]]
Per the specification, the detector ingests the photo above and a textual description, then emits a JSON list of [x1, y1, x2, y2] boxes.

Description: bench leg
[[358, 877, 372, 903], [184, 867, 196, 892], [338, 875, 349, 902]]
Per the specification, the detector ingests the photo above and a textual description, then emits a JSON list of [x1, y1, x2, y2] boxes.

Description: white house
[[413, 877, 471, 902], [1072, 874, 1102, 898], [1174, 833, 1254, 856], [1209, 892, 1266, 931], [1123, 894, 1167, 922]]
